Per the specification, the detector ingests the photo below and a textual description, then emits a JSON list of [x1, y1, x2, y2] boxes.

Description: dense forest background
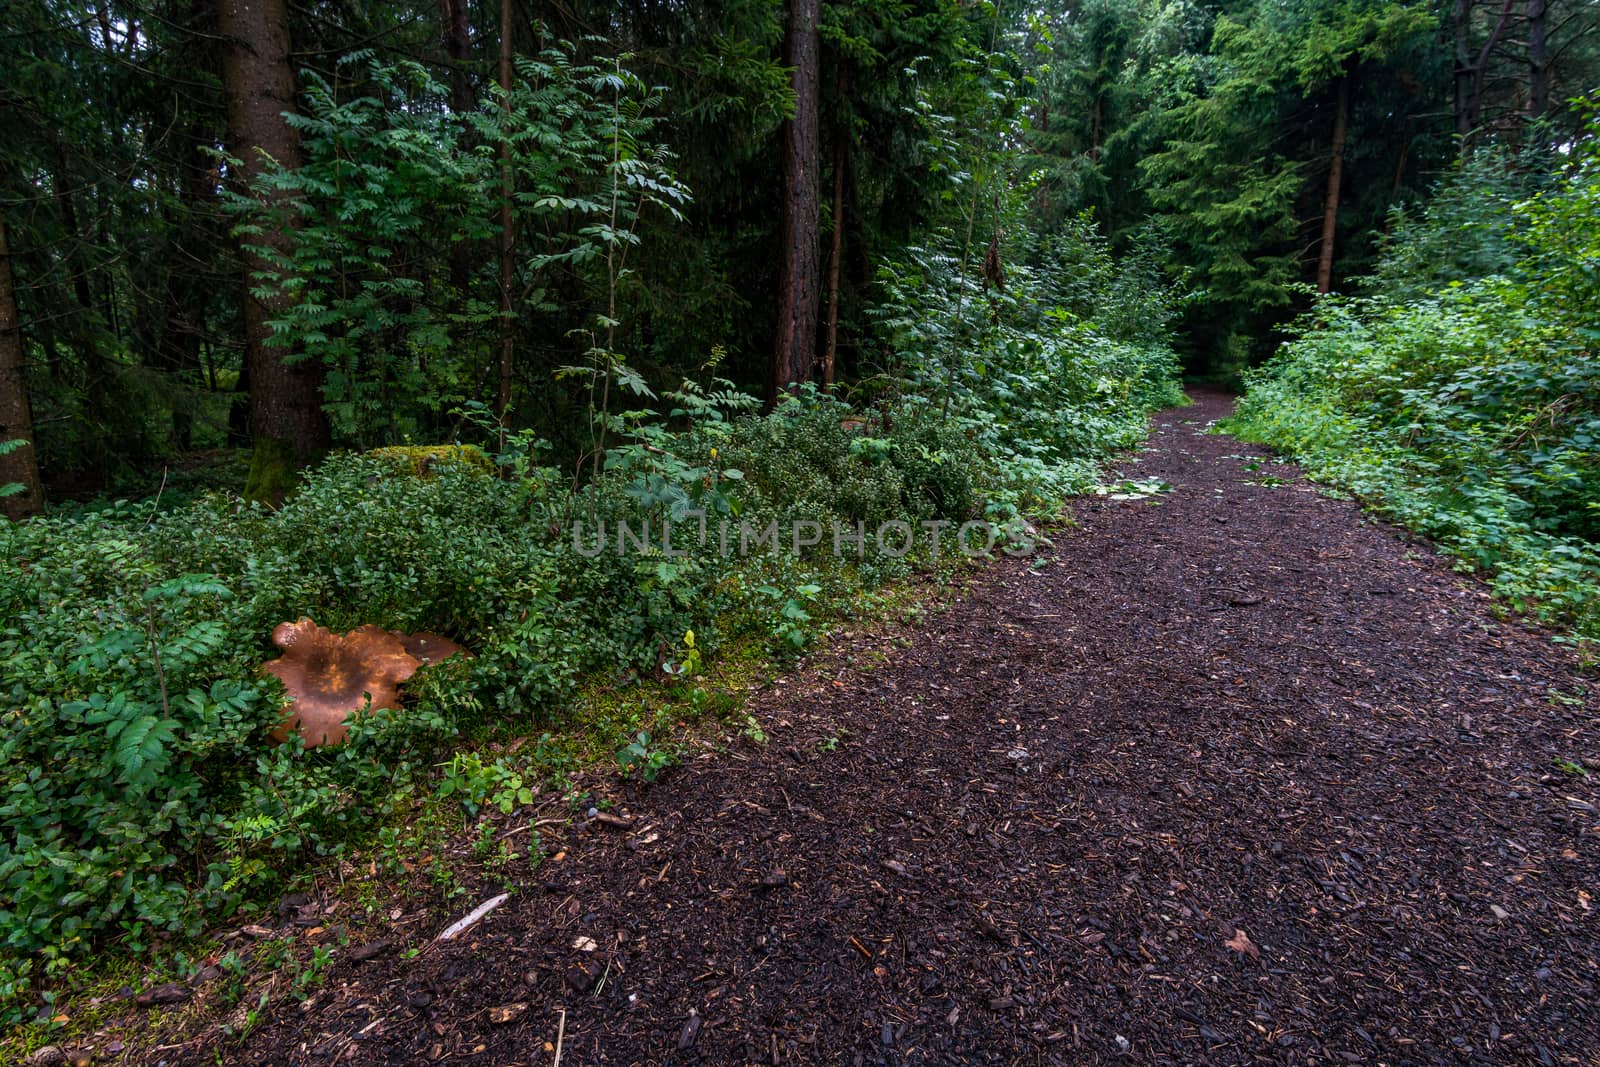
[[3, 0, 1596, 510]]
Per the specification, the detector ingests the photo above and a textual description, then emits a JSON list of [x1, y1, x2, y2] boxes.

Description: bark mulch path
[[202, 389, 1600, 1065]]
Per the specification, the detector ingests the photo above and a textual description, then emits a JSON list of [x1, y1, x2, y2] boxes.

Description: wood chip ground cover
[[120, 392, 1600, 1063]]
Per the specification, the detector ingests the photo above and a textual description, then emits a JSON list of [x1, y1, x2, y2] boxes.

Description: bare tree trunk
[[1527, 0, 1551, 122], [1316, 75, 1351, 295], [769, 0, 821, 408], [218, 0, 330, 501], [0, 210, 44, 520], [495, 0, 514, 427]]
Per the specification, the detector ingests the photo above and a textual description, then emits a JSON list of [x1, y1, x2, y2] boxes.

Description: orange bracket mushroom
[[264, 619, 420, 748], [263, 618, 470, 748]]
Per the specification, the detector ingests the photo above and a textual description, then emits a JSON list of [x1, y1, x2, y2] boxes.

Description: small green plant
[[664, 629, 703, 679], [615, 730, 677, 782], [818, 726, 848, 753], [1554, 757, 1590, 778], [291, 945, 335, 1001], [435, 753, 536, 817], [1547, 686, 1587, 708], [219, 812, 291, 893], [735, 710, 767, 744], [427, 854, 467, 901], [758, 583, 823, 650]]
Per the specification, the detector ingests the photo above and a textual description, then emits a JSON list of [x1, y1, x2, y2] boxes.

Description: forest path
[[217, 390, 1600, 1066]]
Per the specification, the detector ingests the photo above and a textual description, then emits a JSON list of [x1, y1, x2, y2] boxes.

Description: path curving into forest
[[207, 390, 1600, 1066]]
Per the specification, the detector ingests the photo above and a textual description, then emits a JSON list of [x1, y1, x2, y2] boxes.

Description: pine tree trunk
[[495, 0, 514, 426], [1527, 0, 1550, 122], [218, 0, 330, 500], [1316, 75, 1351, 295], [822, 102, 846, 391], [0, 210, 44, 520], [769, 0, 821, 408]]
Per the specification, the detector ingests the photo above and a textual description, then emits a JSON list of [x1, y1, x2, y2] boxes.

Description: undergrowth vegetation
[[1230, 115, 1600, 647], [0, 51, 1180, 1015]]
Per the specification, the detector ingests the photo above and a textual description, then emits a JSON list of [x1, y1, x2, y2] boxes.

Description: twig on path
[[436, 892, 509, 942]]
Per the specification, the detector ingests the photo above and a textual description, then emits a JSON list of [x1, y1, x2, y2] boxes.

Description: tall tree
[[1316, 71, 1352, 293], [218, 0, 330, 499], [0, 209, 44, 520], [769, 0, 821, 407]]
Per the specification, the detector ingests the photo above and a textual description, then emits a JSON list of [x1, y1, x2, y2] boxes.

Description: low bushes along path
[[197, 390, 1600, 1065]]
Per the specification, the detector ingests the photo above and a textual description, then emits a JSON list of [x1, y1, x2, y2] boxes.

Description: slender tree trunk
[[769, 0, 821, 408], [1316, 75, 1351, 295], [1453, 0, 1476, 142], [218, 0, 330, 500], [822, 132, 845, 391], [0, 210, 44, 520], [1527, 0, 1551, 122], [495, 0, 514, 426]]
